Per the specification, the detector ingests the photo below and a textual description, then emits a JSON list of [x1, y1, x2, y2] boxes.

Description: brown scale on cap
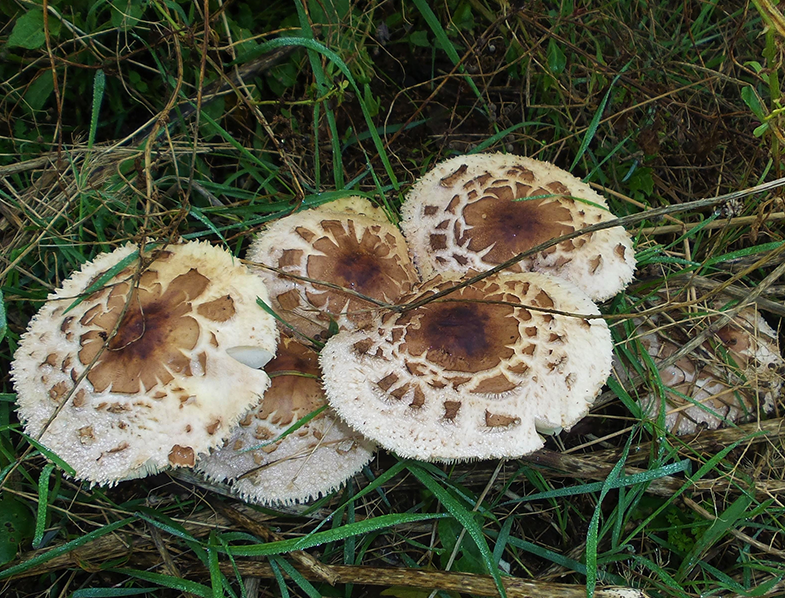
[[196, 335, 375, 506], [401, 153, 636, 302], [246, 198, 419, 337], [320, 271, 614, 462], [11, 241, 277, 486]]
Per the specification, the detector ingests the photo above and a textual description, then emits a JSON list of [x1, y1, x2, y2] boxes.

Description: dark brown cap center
[[461, 193, 575, 263], [400, 300, 517, 373]]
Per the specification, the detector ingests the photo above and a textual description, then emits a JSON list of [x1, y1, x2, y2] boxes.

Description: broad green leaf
[[0, 495, 35, 566], [111, 0, 146, 31], [547, 39, 567, 75], [23, 74, 54, 112], [8, 9, 46, 49], [741, 86, 767, 121]]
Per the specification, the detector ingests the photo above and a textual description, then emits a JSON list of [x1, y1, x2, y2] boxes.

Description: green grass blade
[[112, 568, 212, 598], [586, 436, 633, 598], [233, 37, 399, 190], [32, 463, 55, 548], [19, 432, 76, 477], [72, 589, 160, 597], [271, 556, 322, 598], [677, 492, 754, 581], [570, 61, 631, 172], [0, 289, 5, 344], [189, 206, 228, 247], [0, 517, 135, 579], [407, 463, 507, 598], [269, 558, 290, 598], [63, 250, 140, 314], [88, 69, 106, 152], [410, 0, 486, 108], [221, 512, 446, 557]]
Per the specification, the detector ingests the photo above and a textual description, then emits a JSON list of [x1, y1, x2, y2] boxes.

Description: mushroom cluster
[[12, 152, 643, 504]]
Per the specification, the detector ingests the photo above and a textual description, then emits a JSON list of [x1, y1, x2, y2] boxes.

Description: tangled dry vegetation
[[1, 1, 785, 597]]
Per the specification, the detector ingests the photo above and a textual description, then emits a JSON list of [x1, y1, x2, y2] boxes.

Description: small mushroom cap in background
[[12, 241, 278, 485], [197, 335, 375, 505], [246, 197, 420, 337], [400, 153, 636, 302], [320, 272, 613, 462], [622, 304, 783, 435]]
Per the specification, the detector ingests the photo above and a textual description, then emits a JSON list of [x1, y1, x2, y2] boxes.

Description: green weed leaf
[[547, 39, 567, 75], [0, 495, 35, 566], [111, 0, 146, 31], [741, 86, 767, 121], [8, 9, 46, 49]]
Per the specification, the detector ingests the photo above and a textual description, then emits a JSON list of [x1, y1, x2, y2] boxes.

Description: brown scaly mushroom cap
[[196, 335, 375, 505], [12, 241, 278, 485], [400, 153, 636, 302], [628, 305, 782, 435], [319, 272, 613, 461], [246, 198, 420, 337]]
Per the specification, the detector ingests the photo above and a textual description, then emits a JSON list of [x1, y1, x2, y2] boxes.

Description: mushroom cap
[[311, 196, 389, 221], [196, 335, 375, 505], [12, 241, 278, 485], [319, 272, 613, 461], [400, 153, 636, 302], [630, 305, 782, 435], [246, 199, 420, 337]]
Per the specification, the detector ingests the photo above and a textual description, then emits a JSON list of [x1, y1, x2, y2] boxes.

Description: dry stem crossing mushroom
[[12, 241, 278, 485]]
